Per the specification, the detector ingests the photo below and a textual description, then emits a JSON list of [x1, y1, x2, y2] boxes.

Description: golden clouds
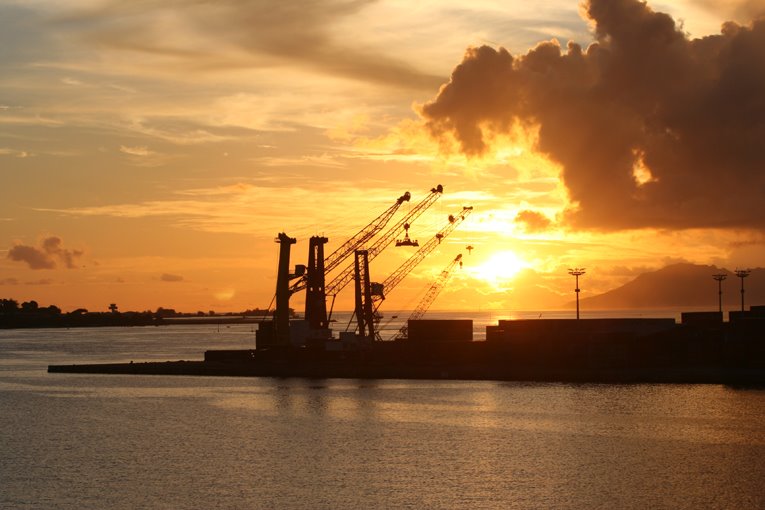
[[515, 210, 553, 233], [3, 0, 765, 314], [420, 0, 765, 231]]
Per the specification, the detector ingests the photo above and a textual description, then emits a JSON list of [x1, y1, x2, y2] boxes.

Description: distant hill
[[579, 263, 765, 310]]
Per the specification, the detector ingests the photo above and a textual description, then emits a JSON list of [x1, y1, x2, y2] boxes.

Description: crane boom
[[392, 253, 463, 340], [372, 206, 473, 308], [325, 184, 444, 298], [290, 190, 411, 295]]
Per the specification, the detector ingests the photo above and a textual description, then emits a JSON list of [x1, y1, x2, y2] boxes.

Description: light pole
[[712, 274, 726, 314], [734, 269, 751, 313], [568, 268, 586, 320]]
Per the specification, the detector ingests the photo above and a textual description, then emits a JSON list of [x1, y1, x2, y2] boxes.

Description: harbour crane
[[289, 190, 411, 331], [352, 206, 473, 339], [372, 206, 473, 309], [323, 185, 444, 326], [392, 253, 463, 341]]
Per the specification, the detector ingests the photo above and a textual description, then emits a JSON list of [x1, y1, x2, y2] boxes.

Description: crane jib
[[288, 190, 411, 295], [324, 185, 444, 297], [374, 206, 473, 305]]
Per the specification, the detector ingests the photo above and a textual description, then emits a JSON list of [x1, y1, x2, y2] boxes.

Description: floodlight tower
[[734, 269, 751, 312], [712, 274, 727, 314], [568, 268, 586, 320]]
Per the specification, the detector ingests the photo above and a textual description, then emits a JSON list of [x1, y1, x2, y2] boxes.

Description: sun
[[469, 251, 526, 284]]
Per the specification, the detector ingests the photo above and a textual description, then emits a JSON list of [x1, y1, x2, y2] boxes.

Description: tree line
[[0, 298, 287, 329]]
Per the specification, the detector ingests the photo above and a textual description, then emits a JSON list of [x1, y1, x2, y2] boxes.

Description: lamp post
[[734, 269, 751, 313], [568, 268, 586, 320], [712, 274, 726, 314]]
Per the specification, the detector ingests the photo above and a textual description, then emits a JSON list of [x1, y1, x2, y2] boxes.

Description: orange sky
[[2, 0, 764, 314]]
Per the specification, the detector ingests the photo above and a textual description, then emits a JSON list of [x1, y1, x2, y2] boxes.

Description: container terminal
[[48, 185, 765, 384]]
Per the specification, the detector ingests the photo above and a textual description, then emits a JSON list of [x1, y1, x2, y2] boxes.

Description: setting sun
[[469, 251, 526, 285]]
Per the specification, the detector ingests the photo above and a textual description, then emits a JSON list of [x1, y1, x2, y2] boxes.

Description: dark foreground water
[[2, 322, 764, 509]]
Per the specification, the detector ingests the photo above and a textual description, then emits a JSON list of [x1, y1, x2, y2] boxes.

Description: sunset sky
[[2, 0, 764, 314]]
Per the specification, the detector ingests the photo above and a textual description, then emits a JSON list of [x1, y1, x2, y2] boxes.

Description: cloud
[[117, 143, 176, 167], [0, 278, 19, 285], [119, 145, 153, 157], [26, 278, 54, 285], [420, 0, 765, 231], [60, 0, 441, 91], [7, 245, 56, 269], [515, 210, 553, 232], [7, 236, 83, 269], [160, 273, 184, 282], [32, 181, 410, 235], [0, 147, 29, 158], [693, 0, 765, 22]]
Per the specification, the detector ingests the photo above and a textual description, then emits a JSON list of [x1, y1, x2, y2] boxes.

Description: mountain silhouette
[[579, 263, 765, 310]]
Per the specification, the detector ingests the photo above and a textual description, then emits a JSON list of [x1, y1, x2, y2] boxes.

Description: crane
[[289, 190, 411, 296], [392, 253, 463, 341], [324, 184, 444, 324], [349, 205, 472, 340], [371, 206, 473, 310]]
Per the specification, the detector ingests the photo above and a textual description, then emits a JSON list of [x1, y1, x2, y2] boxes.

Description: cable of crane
[[391, 253, 464, 341]]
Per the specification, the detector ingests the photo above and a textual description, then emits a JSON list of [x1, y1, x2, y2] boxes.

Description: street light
[[568, 268, 586, 320], [734, 269, 751, 313], [712, 274, 727, 314]]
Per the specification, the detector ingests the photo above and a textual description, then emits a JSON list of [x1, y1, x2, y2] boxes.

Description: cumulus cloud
[[160, 273, 184, 282], [515, 210, 553, 232], [7, 236, 83, 269], [420, 0, 765, 231]]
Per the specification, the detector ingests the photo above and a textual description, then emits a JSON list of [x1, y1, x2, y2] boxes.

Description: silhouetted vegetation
[[0, 298, 291, 329]]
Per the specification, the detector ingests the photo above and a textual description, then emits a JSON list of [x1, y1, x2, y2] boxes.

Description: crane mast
[[392, 253, 463, 341], [324, 184, 444, 323], [274, 232, 297, 346], [353, 250, 376, 341], [372, 206, 473, 310]]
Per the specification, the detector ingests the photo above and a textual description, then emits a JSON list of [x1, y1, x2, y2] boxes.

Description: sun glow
[[469, 250, 526, 285]]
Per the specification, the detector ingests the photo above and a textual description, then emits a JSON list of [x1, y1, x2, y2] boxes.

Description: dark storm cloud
[[59, 0, 441, 90], [420, 0, 765, 231], [7, 237, 83, 269]]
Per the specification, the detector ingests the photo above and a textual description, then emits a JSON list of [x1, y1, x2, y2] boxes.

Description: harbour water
[[2, 318, 764, 509]]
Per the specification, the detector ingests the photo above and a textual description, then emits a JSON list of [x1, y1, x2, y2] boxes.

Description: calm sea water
[[2, 315, 764, 509]]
